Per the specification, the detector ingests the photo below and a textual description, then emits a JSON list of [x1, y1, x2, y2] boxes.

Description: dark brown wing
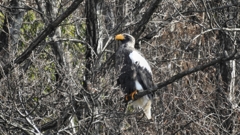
[[116, 48, 155, 97]]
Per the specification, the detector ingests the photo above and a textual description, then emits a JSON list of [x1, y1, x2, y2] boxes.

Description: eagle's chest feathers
[[118, 47, 152, 74], [128, 51, 152, 74]]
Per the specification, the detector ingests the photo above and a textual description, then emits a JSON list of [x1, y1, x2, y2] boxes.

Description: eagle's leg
[[124, 90, 138, 102], [130, 90, 138, 100]]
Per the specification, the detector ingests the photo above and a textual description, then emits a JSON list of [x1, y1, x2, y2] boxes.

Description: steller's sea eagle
[[115, 33, 155, 119]]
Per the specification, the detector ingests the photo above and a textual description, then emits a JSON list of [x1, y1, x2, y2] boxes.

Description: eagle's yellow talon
[[130, 90, 138, 100]]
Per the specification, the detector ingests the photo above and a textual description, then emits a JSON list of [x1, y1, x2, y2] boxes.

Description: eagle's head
[[115, 33, 135, 48]]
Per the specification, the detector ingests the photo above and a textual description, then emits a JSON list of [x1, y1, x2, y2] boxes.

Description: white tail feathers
[[143, 100, 152, 119], [130, 95, 152, 119]]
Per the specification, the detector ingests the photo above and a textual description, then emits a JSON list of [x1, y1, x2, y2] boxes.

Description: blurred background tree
[[0, 0, 240, 134]]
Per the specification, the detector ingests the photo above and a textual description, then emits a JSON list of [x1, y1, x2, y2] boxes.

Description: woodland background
[[0, 0, 240, 134]]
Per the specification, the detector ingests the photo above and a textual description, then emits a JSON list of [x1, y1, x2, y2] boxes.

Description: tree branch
[[132, 50, 239, 101], [0, 0, 83, 79], [186, 27, 240, 50], [132, 0, 162, 39]]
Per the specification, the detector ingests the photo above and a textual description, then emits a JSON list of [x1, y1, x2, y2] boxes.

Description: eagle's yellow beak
[[115, 34, 125, 40]]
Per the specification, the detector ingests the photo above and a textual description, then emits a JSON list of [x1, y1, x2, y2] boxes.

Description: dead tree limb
[[0, 0, 84, 79], [131, 49, 239, 101]]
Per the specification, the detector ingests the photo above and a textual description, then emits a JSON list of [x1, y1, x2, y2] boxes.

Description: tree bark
[[83, 0, 99, 89], [46, 0, 65, 85], [0, 0, 26, 64], [0, 0, 83, 79]]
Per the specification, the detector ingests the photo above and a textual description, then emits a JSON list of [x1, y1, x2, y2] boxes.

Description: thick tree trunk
[[84, 0, 99, 89], [0, 0, 25, 64], [46, 0, 65, 85], [216, 30, 233, 134]]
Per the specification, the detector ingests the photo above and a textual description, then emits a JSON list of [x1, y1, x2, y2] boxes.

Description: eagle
[[115, 33, 155, 119]]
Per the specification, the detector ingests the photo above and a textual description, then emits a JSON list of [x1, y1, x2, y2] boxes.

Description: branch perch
[[132, 50, 239, 101]]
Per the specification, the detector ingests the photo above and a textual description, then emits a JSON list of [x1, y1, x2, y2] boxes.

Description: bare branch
[[186, 27, 240, 50], [0, 0, 84, 79], [0, 114, 35, 134], [131, 49, 239, 101], [132, 0, 162, 39]]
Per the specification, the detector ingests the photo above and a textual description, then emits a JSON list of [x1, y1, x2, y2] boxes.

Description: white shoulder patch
[[135, 80, 143, 90], [129, 51, 152, 74]]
